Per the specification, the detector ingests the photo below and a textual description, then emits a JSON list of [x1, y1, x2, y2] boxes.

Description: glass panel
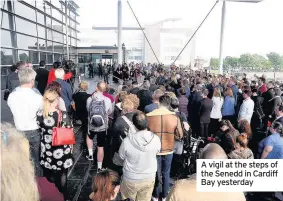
[[70, 11, 75, 20], [47, 40, 53, 51], [54, 53, 61, 61], [18, 50, 35, 62], [52, 8, 62, 22], [52, 20, 63, 33], [1, 48, 13, 65], [45, 4, 51, 16], [14, 1, 36, 21], [15, 17, 37, 36], [1, 12, 10, 30], [37, 11, 45, 25], [1, 0, 7, 10], [71, 37, 76, 47], [53, 42, 63, 53], [51, 0, 61, 9], [16, 33, 37, 50], [37, 25, 46, 38], [21, 0, 35, 6], [38, 38, 46, 50], [36, 0, 45, 12], [1, 30, 12, 47], [52, 31, 63, 43], [46, 16, 52, 28], [47, 28, 52, 41], [40, 52, 46, 62], [47, 53, 53, 63]]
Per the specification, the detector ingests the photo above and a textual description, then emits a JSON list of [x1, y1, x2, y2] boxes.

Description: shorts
[[88, 130, 106, 147]]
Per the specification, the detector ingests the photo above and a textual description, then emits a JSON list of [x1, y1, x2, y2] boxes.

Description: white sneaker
[[162, 198, 166, 201], [86, 155, 93, 161], [152, 197, 158, 201]]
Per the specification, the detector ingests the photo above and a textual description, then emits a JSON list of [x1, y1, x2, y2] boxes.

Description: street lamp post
[[218, 0, 263, 75]]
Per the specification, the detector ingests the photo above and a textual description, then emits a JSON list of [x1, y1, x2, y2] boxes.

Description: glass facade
[[1, 0, 79, 73]]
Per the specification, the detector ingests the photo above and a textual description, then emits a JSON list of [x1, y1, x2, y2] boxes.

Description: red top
[[36, 177, 64, 201], [103, 92, 115, 103], [258, 84, 267, 94], [47, 68, 73, 85]]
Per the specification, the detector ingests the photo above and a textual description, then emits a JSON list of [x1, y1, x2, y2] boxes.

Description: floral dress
[[37, 110, 74, 172]]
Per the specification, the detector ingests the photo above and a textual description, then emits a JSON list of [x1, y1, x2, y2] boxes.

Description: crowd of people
[[2, 60, 283, 201]]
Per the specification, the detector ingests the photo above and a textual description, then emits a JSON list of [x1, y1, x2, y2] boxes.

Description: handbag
[[52, 111, 76, 146], [4, 90, 10, 101]]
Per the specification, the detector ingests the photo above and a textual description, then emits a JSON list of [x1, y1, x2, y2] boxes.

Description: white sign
[[197, 159, 283, 192]]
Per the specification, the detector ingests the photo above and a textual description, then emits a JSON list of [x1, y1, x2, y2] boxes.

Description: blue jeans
[[24, 130, 42, 176], [153, 154, 173, 198]]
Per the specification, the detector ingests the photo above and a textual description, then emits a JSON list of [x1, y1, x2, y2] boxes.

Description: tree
[[19, 53, 29, 61], [209, 58, 219, 69], [224, 56, 239, 68], [266, 52, 283, 68]]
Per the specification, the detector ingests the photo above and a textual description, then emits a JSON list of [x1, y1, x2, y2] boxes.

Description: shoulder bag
[[52, 111, 76, 146]]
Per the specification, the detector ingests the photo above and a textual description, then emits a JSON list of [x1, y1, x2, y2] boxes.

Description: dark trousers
[[24, 130, 42, 176], [99, 69, 103, 78], [222, 115, 235, 126], [104, 73, 109, 84], [43, 169, 68, 199], [153, 154, 173, 198], [89, 70, 94, 78], [200, 123, 209, 138], [209, 118, 220, 135]]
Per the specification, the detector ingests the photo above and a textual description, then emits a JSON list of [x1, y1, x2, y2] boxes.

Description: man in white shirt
[[238, 89, 254, 123], [7, 68, 43, 176]]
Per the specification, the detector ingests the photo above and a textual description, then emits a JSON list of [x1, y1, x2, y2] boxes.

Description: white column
[[218, 1, 226, 75], [117, 0, 123, 64]]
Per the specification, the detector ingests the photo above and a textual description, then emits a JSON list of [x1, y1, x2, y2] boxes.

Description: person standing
[[88, 61, 94, 78], [47, 61, 72, 85], [210, 88, 224, 135], [119, 112, 161, 201], [178, 88, 189, 118], [258, 77, 267, 95], [198, 89, 213, 138], [103, 63, 110, 84], [98, 60, 103, 78], [137, 80, 153, 112], [6, 61, 27, 93], [86, 82, 113, 172], [222, 88, 236, 123], [36, 87, 73, 199], [144, 89, 164, 114], [7, 68, 43, 176], [147, 95, 183, 201], [35, 60, 49, 95], [55, 68, 73, 112], [72, 81, 91, 151], [238, 89, 254, 123]]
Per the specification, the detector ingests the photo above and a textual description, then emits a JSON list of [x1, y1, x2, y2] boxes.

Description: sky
[[76, 0, 283, 59]]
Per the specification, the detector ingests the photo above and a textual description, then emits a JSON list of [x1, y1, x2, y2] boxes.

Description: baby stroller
[[171, 128, 204, 179]]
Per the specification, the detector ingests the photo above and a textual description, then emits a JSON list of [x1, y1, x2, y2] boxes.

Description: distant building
[[79, 18, 196, 65]]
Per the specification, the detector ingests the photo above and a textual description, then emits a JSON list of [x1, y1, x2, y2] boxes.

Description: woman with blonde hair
[[210, 88, 224, 134], [1, 123, 39, 201], [37, 85, 73, 199]]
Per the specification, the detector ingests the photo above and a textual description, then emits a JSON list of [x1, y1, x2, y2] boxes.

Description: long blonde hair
[[1, 123, 39, 201], [43, 89, 59, 118]]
